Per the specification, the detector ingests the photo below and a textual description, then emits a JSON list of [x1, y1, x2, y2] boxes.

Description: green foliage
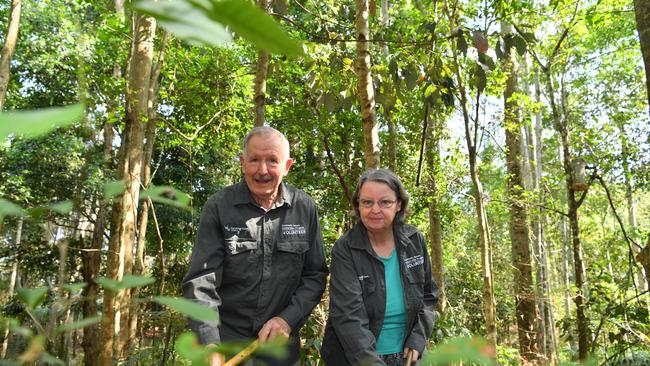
[[134, 0, 303, 56], [153, 296, 219, 324], [15, 288, 48, 309], [0, 104, 84, 140]]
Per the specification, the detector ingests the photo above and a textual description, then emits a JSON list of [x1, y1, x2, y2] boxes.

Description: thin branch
[[321, 133, 352, 206], [594, 175, 641, 250]]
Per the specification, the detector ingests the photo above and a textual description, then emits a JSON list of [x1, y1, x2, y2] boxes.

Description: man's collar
[[233, 181, 293, 208]]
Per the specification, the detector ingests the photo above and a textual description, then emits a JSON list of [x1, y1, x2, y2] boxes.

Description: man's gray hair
[[241, 126, 290, 157], [352, 168, 410, 226]]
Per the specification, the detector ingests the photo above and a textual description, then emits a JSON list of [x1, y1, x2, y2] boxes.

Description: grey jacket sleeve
[[278, 200, 328, 330], [404, 231, 438, 354], [181, 198, 224, 345], [329, 240, 384, 366]]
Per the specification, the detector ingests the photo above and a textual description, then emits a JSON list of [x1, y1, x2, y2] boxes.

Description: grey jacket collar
[[348, 221, 416, 251], [233, 180, 293, 208]]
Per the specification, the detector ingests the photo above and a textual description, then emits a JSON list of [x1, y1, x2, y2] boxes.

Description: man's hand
[[257, 316, 291, 343], [209, 351, 225, 366], [403, 347, 419, 365]]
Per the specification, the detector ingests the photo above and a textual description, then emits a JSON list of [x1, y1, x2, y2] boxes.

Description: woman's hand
[[403, 347, 419, 365]]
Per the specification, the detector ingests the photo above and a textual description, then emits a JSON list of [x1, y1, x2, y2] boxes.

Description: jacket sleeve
[[329, 240, 384, 366], [278, 198, 329, 330], [404, 231, 439, 354], [181, 198, 225, 345]]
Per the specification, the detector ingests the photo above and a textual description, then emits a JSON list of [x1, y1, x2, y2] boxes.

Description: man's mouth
[[254, 176, 272, 183]]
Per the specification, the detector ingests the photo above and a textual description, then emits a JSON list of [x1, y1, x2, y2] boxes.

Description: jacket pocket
[[275, 240, 309, 280], [223, 239, 259, 282]]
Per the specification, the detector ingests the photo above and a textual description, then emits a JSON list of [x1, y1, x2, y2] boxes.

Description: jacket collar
[[233, 180, 293, 208], [348, 221, 416, 250]]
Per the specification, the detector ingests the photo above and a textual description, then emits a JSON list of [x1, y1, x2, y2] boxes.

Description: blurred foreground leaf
[[16, 288, 48, 309], [140, 185, 191, 211], [133, 0, 303, 56], [0, 104, 84, 140], [56, 315, 102, 333], [421, 337, 494, 365], [154, 296, 219, 324]]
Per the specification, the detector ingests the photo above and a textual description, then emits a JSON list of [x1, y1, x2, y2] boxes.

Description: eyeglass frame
[[358, 199, 399, 209]]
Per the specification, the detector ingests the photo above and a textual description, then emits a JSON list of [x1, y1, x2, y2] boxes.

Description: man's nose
[[258, 161, 269, 174]]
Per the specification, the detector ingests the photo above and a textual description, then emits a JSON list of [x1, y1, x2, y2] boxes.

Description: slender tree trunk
[[545, 69, 589, 361], [531, 72, 558, 364], [98, 13, 157, 366], [386, 107, 397, 172], [355, 0, 380, 169], [503, 29, 540, 362], [425, 104, 446, 315], [1, 218, 22, 358], [559, 147, 576, 352], [450, 43, 497, 352], [634, 0, 650, 111], [127, 31, 168, 353], [0, 0, 22, 110], [253, 0, 270, 127]]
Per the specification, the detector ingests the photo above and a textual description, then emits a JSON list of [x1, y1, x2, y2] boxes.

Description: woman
[[321, 169, 438, 366]]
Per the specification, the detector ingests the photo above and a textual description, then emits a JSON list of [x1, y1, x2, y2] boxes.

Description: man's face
[[240, 134, 293, 204]]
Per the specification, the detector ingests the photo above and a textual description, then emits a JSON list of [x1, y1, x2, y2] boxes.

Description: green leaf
[[56, 315, 101, 333], [421, 337, 494, 365], [62, 282, 87, 293], [193, 0, 303, 56], [405, 63, 419, 91], [96, 277, 120, 292], [28, 201, 73, 219], [40, 352, 65, 366], [140, 185, 191, 211], [175, 332, 210, 366], [120, 275, 156, 289], [511, 34, 527, 56], [103, 180, 126, 199], [16, 288, 48, 309], [133, 0, 232, 46], [134, 0, 303, 56], [43, 201, 73, 214], [0, 104, 84, 140], [154, 296, 220, 324], [0, 199, 25, 222], [96, 276, 155, 292]]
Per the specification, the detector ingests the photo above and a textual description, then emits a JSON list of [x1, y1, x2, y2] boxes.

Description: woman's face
[[358, 181, 401, 233]]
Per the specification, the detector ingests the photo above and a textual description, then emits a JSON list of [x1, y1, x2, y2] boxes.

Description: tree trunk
[[386, 107, 397, 172], [355, 0, 380, 169], [425, 103, 446, 315], [0, 0, 22, 110], [253, 0, 270, 127], [127, 30, 168, 353], [1, 218, 22, 358], [545, 69, 589, 361], [450, 41, 497, 352], [634, 0, 650, 111], [503, 33, 539, 362], [98, 13, 157, 366], [531, 71, 558, 364]]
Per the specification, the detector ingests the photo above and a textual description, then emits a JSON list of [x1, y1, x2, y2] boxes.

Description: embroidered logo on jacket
[[281, 224, 307, 240], [404, 255, 424, 269]]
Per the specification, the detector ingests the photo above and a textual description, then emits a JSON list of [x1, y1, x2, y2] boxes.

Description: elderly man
[[183, 126, 328, 366]]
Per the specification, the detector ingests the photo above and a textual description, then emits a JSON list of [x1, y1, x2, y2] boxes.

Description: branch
[[321, 133, 353, 206], [594, 175, 641, 250]]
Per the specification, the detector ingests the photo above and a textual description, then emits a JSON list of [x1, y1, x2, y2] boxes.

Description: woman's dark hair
[[352, 168, 409, 225]]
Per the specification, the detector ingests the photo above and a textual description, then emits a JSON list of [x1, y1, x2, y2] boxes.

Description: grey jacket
[[321, 222, 438, 366], [182, 181, 328, 355]]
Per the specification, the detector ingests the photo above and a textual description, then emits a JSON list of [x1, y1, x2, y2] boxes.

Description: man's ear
[[284, 158, 294, 175]]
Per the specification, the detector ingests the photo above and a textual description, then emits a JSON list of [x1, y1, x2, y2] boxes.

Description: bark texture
[[503, 38, 539, 362], [634, 0, 650, 110], [0, 0, 22, 109], [98, 13, 157, 366], [355, 0, 380, 169]]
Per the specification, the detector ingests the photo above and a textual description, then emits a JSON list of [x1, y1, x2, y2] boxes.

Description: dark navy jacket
[[321, 222, 438, 366]]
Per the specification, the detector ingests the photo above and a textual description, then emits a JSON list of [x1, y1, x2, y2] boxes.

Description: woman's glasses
[[358, 199, 397, 209]]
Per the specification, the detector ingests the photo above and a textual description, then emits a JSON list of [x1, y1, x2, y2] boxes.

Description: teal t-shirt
[[375, 249, 406, 355]]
